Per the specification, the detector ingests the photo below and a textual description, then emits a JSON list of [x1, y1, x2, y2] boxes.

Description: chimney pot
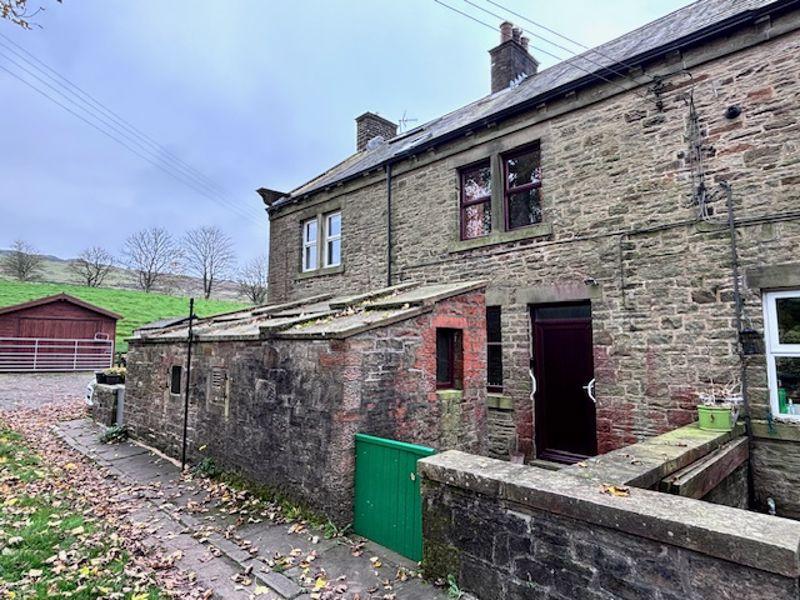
[[489, 25, 539, 93], [355, 112, 397, 152], [500, 21, 513, 43]]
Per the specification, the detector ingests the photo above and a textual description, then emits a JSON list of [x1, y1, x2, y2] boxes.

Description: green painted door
[[353, 433, 435, 562]]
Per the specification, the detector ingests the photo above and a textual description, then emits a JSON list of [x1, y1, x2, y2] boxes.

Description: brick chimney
[[489, 21, 539, 94], [355, 112, 397, 151]]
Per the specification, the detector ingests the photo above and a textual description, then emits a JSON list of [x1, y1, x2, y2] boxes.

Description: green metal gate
[[353, 433, 435, 562]]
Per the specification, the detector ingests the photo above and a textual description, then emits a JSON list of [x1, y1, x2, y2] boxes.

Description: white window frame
[[302, 218, 318, 272], [763, 289, 800, 421], [324, 211, 342, 268]]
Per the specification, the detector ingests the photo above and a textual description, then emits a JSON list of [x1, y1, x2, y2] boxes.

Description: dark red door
[[532, 303, 596, 463]]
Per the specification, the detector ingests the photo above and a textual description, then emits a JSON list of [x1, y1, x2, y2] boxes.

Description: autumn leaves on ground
[[0, 402, 199, 599]]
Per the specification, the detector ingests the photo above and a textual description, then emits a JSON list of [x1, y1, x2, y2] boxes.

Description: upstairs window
[[503, 145, 542, 230], [302, 218, 318, 272], [324, 212, 342, 268], [460, 162, 492, 240], [436, 328, 463, 390], [487, 307, 503, 393]]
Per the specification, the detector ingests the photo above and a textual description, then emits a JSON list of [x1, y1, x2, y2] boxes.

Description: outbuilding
[[0, 293, 121, 372], [124, 281, 488, 559]]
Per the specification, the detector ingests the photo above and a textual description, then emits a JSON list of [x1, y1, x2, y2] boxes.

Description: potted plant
[[101, 367, 126, 385], [697, 381, 742, 432]]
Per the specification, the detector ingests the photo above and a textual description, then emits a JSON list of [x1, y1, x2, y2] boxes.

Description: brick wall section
[[124, 290, 486, 523], [267, 20, 800, 480]]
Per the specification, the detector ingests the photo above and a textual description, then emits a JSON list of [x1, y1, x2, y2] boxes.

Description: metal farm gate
[[353, 433, 435, 561], [0, 337, 114, 372]]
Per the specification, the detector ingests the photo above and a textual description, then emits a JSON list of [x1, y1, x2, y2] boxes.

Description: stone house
[[260, 0, 800, 519]]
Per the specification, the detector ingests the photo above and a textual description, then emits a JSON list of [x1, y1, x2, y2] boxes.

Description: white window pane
[[327, 239, 341, 266], [327, 213, 341, 237], [777, 297, 800, 344], [305, 220, 318, 242], [304, 245, 317, 270], [776, 356, 800, 415]]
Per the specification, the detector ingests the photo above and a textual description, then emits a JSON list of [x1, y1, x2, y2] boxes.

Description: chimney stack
[[355, 112, 398, 152], [489, 22, 539, 94]]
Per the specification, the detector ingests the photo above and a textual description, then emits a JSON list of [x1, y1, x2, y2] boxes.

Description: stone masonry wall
[[124, 291, 487, 523], [420, 451, 800, 600], [267, 15, 800, 486]]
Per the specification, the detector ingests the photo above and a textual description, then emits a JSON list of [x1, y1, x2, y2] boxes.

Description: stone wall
[[124, 290, 487, 523], [265, 10, 800, 487], [420, 451, 800, 600], [90, 383, 120, 427], [752, 434, 800, 519]]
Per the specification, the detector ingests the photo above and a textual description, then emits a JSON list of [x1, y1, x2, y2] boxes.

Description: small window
[[436, 328, 463, 390], [302, 218, 318, 272], [764, 290, 800, 419], [460, 162, 492, 240], [170, 365, 182, 395], [324, 212, 342, 267], [487, 307, 503, 393], [503, 145, 542, 230]]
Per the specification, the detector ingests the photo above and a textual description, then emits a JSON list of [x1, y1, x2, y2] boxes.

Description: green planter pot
[[697, 404, 736, 432]]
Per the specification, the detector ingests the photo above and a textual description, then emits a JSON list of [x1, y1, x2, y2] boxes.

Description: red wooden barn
[[0, 293, 121, 372]]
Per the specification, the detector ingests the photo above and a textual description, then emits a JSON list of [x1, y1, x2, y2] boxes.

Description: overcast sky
[[0, 0, 689, 265]]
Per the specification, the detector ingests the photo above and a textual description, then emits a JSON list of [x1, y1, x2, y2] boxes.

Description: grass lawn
[[0, 280, 250, 352], [0, 427, 161, 599]]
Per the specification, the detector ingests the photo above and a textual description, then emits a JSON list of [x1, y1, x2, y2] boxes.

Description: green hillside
[[0, 280, 249, 352]]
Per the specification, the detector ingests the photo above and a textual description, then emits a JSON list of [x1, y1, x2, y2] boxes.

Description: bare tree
[[182, 226, 235, 300], [1, 239, 43, 281], [1, 0, 61, 29], [122, 227, 180, 293], [237, 255, 268, 304], [68, 246, 114, 288]]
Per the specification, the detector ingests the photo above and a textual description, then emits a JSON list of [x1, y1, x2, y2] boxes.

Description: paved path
[[0, 371, 93, 411], [57, 418, 447, 600]]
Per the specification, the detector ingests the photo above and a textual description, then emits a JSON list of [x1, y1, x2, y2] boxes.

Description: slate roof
[[134, 281, 486, 342], [271, 0, 783, 208]]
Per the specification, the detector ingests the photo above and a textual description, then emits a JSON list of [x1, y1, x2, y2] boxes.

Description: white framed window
[[763, 289, 800, 420], [302, 218, 318, 272], [324, 212, 342, 268]]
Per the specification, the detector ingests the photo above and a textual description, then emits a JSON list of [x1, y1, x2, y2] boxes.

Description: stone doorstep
[[53, 422, 305, 600], [419, 450, 800, 579]]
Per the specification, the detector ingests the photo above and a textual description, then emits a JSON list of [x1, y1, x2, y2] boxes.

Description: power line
[[465, 0, 647, 87], [452, 0, 653, 103], [0, 62, 261, 224], [0, 43, 263, 224], [481, 0, 642, 74], [0, 31, 236, 203]]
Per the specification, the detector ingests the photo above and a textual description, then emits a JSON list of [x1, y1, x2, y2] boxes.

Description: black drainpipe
[[723, 181, 754, 506], [386, 162, 393, 287]]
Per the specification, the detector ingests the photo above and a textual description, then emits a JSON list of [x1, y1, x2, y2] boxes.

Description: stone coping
[[565, 422, 745, 489], [420, 450, 800, 578]]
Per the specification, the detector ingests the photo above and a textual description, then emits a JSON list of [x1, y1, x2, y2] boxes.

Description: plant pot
[[697, 404, 736, 432], [104, 375, 124, 385], [95, 372, 107, 384]]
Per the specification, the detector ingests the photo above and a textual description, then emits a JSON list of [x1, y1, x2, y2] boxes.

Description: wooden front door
[[532, 302, 597, 463]]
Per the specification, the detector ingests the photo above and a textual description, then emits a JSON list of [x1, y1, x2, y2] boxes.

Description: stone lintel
[[746, 262, 800, 290], [419, 450, 800, 578]]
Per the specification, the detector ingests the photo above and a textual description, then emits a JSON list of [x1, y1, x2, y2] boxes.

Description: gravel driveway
[[0, 372, 93, 411]]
